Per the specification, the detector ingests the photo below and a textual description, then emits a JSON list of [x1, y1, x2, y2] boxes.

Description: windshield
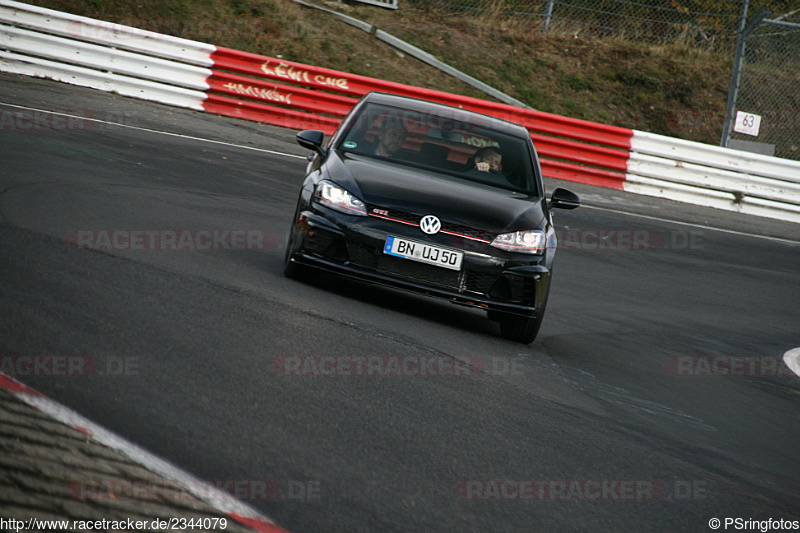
[[337, 102, 539, 196]]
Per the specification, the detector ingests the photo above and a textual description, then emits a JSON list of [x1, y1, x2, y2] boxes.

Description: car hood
[[325, 152, 546, 233]]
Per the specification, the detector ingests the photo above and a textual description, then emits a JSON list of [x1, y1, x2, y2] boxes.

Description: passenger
[[463, 146, 516, 188], [472, 146, 502, 172]]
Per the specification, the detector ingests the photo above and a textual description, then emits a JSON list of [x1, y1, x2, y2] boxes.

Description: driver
[[375, 127, 407, 157]]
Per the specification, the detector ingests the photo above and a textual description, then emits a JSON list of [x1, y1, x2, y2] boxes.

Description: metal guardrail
[[628, 131, 800, 222], [0, 0, 211, 109], [0, 25, 210, 88], [0, 49, 208, 111], [0, 0, 214, 64]]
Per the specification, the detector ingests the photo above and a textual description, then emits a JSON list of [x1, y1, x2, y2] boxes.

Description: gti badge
[[419, 215, 441, 235]]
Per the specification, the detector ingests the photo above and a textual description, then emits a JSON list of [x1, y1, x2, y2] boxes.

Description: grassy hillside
[[27, 0, 733, 145]]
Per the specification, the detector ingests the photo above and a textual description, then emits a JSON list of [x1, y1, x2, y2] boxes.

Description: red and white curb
[[0, 372, 289, 533]]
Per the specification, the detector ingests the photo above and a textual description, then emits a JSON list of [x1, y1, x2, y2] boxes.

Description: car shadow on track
[[227, 251, 508, 341], [315, 270, 501, 337]]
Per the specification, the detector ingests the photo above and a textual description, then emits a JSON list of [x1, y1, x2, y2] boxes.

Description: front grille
[[464, 270, 499, 294], [347, 242, 380, 269], [442, 222, 494, 242], [347, 240, 505, 299], [377, 254, 462, 290], [369, 207, 418, 225], [367, 205, 495, 243], [306, 232, 348, 262], [487, 274, 536, 304], [509, 276, 536, 303]]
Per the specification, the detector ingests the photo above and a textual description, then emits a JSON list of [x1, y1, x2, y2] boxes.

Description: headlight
[[491, 230, 546, 254], [314, 181, 367, 216]]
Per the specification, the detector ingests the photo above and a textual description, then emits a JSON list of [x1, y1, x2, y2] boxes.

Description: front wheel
[[496, 284, 550, 343], [283, 250, 317, 283], [283, 213, 318, 283], [498, 313, 544, 344]]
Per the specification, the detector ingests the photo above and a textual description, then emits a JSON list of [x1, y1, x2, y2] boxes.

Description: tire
[[284, 255, 316, 283], [283, 213, 318, 283], [497, 284, 550, 343], [498, 312, 544, 344]]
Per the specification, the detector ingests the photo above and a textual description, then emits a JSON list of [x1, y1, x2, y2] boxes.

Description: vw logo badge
[[419, 215, 441, 235]]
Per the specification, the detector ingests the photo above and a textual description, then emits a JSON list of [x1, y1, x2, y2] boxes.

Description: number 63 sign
[[734, 111, 762, 136]]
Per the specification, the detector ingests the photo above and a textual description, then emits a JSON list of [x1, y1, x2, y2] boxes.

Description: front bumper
[[288, 208, 551, 317]]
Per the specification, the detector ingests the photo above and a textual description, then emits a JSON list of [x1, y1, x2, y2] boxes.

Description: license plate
[[383, 236, 463, 271]]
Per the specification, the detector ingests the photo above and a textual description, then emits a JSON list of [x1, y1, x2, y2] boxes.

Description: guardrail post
[[720, 2, 769, 148], [542, 0, 555, 35]]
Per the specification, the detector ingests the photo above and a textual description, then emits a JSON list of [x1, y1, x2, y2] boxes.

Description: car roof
[[361, 92, 530, 138]]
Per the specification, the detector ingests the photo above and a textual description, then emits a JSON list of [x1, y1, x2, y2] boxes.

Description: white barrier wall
[[0, 0, 212, 109], [0, 0, 214, 64], [628, 131, 800, 223]]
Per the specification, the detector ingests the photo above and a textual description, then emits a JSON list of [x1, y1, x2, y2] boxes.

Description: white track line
[[0, 101, 305, 159]]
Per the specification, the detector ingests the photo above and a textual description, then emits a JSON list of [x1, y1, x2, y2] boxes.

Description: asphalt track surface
[[1, 73, 799, 532]]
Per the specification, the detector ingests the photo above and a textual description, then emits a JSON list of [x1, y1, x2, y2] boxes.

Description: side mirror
[[296, 130, 326, 157], [548, 187, 581, 210]]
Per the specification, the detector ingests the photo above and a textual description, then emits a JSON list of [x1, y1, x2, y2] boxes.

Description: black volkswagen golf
[[284, 92, 580, 343]]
